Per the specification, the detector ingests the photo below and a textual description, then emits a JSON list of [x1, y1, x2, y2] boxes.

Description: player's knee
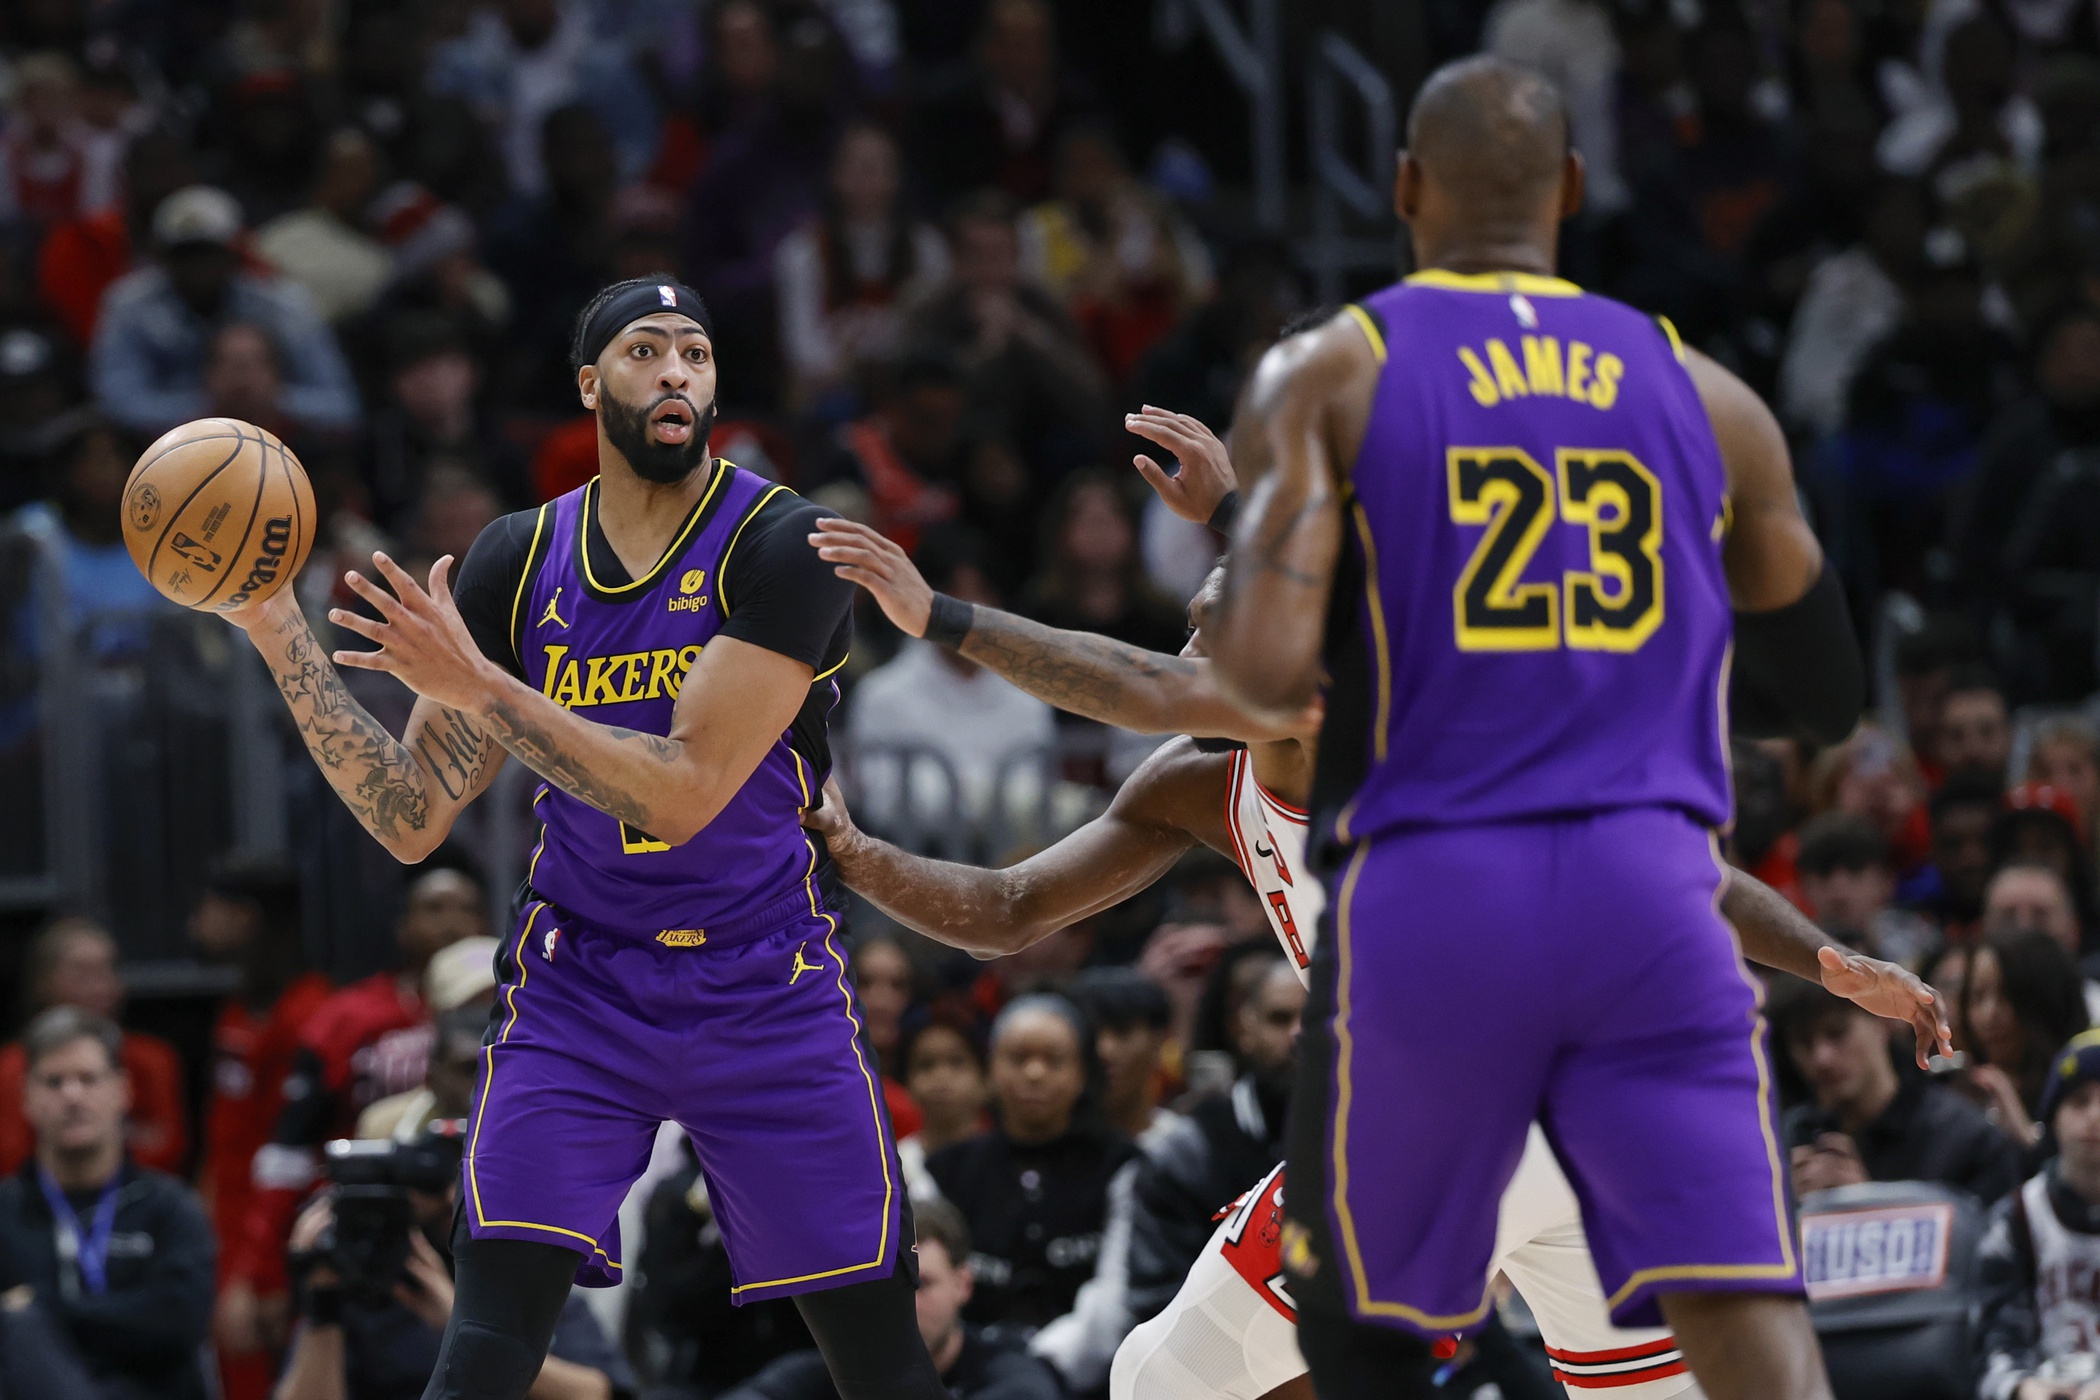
[[426, 1320, 545, 1400]]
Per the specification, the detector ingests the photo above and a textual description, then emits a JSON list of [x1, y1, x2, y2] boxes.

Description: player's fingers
[[339, 569, 403, 618], [814, 544, 889, 579], [1132, 454, 1176, 491], [326, 608, 388, 644], [370, 551, 429, 605], [428, 555, 458, 611], [331, 646, 393, 671], [830, 564, 881, 589]]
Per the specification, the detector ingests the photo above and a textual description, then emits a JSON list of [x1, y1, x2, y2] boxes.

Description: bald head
[[1398, 56, 1579, 273]]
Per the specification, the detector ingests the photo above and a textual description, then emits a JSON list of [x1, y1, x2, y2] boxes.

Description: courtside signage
[[1800, 1202, 1954, 1300]]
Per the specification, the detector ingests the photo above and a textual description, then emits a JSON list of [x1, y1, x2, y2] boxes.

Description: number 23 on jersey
[[1447, 446, 1664, 653]]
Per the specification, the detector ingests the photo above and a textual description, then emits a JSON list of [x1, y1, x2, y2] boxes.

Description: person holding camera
[[276, 1124, 634, 1400], [0, 1007, 216, 1400]]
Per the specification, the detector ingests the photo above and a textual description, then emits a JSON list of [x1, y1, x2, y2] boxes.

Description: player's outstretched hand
[[810, 519, 933, 636], [328, 552, 500, 711], [1127, 405, 1236, 524], [799, 774, 855, 843], [1817, 943, 1955, 1070]]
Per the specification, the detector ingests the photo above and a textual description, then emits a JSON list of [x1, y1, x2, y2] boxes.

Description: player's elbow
[[382, 826, 448, 866]]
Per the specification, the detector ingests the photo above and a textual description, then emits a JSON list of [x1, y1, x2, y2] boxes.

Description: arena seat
[[1798, 1180, 1987, 1400]]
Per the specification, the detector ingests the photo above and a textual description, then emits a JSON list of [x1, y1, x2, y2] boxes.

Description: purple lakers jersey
[[1328, 270, 1732, 840], [511, 464, 843, 942]]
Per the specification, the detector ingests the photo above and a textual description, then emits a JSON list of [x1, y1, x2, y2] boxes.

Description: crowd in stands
[[0, 0, 2096, 1397]]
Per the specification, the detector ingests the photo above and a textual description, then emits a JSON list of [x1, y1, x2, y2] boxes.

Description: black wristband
[[923, 593, 976, 650], [1208, 490, 1240, 534], [305, 1285, 344, 1326]]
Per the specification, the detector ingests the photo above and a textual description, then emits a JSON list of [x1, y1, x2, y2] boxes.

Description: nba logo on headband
[[658, 285, 678, 307]]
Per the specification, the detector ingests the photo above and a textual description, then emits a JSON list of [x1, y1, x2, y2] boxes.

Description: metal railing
[[1155, 0, 1285, 233], [1304, 28, 1401, 304]]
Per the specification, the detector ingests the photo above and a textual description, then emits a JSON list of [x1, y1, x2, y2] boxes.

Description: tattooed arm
[[808, 518, 1313, 740], [232, 593, 504, 862], [321, 552, 812, 847], [1208, 313, 1380, 719]]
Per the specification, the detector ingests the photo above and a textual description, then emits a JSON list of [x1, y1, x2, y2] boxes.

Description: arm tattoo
[[262, 617, 431, 841], [960, 609, 1196, 726], [412, 709, 500, 802], [479, 698, 673, 831]]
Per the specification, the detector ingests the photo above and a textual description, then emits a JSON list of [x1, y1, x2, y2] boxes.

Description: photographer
[[275, 1126, 633, 1400], [0, 1007, 215, 1400]]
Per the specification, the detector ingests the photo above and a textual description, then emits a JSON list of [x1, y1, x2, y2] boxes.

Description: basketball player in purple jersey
[[1202, 60, 1866, 1400], [221, 278, 947, 1400]]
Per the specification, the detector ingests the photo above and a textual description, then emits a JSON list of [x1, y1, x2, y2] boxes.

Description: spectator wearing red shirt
[[0, 918, 187, 1177], [188, 858, 331, 1400], [36, 129, 200, 350], [217, 867, 485, 1335]]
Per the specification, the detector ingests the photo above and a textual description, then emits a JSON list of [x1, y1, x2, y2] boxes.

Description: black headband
[[574, 279, 713, 371]]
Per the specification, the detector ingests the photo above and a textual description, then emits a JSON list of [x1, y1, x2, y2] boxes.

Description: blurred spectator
[[2027, 718, 2100, 854], [1127, 956, 1302, 1325], [424, 0, 657, 198], [1961, 928, 2091, 1150], [718, 1200, 1061, 1400], [1876, 13, 2038, 180], [0, 326, 78, 506], [0, 918, 186, 1176], [189, 858, 332, 1399], [629, 1151, 813, 1396], [222, 868, 485, 1332], [1773, 977, 2020, 1204], [1976, 1029, 2100, 1400], [1023, 471, 1184, 656], [1982, 864, 2100, 1021], [821, 354, 966, 551], [912, 0, 1095, 205], [274, 1129, 632, 1400], [1937, 667, 2015, 784], [906, 190, 1106, 476], [897, 1016, 991, 1200], [0, 52, 124, 228], [776, 121, 951, 410], [1895, 619, 1979, 791], [361, 183, 513, 375], [1994, 786, 2094, 910], [353, 937, 502, 1143], [1483, 0, 1625, 215], [927, 994, 1136, 1330], [11, 416, 180, 660], [1129, 240, 1300, 435], [254, 128, 391, 324], [37, 128, 199, 349], [204, 321, 288, 428], [0, 1008, 215, 1400], [400, 468, 502, 582], [1781, 179, 1926, 438], [209, 71, 326, 229], [1926, 773, 2006, 937], [847, 525, 1055, 829], [851, 936, 925, 1140], [1795, 812, 1938, 966], [363, 313, 530, 534], [1066, 967, 1178, 1149], [90, 185, 360, 436], [1020, 121, 1211, 385]]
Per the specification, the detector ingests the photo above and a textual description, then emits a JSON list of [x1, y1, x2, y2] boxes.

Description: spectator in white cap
[[352, 935, 499, 1143], [87, 183, 360, 436]]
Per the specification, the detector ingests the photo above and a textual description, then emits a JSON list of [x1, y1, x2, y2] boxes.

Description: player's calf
[[1656, 1292, 1832, 1400]]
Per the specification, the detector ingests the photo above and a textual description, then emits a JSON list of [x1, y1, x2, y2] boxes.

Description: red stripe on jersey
[[1545, 1339, 1683, 1364], [1551, 1361, 1690, 1389], [1254, 781, 1310, 821], [1223, 749, 1254, 879]]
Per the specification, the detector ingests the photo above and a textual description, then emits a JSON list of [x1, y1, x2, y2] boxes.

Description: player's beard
[[601, 388, 718, 484]]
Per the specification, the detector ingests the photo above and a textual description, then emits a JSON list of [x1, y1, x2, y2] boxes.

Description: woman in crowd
[[896, 1014, 992, 1199], [926, 994, 1136, 1329], [776, 120, 950, 412], [1961, 927, 2091, 1146], [852, 935, 924, 1139], [1023, 470, 1186, 657]]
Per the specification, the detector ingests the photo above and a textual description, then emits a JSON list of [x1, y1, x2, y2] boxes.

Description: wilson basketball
[[121, 417, 317, 612]]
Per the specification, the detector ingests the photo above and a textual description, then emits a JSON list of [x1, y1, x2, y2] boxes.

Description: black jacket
[[720, 1324, 1063, 1400], [0, 1158, 215, 1400], [1782, 1068, 2023, 1205], [928, 1127, 1137, 1330], [1975, 1162, 2100, 1400], [1127, 1075, 1288, 1323]]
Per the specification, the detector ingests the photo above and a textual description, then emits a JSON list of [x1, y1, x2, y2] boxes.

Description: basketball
[[120, 417, 317, 612]]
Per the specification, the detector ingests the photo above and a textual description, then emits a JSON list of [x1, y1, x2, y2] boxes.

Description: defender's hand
[[810, 519, 934, 637], [328, 553, 499, 712], [1816, 944, 1954, 1070], [1127, 406, 1236, 524], [799, 774, 856, 843]]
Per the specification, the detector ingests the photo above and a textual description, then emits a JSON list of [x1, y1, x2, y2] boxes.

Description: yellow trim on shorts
[[464, 904, 619, 1260], [1405, 269, 1584, 298], [1341, 304, 1387, 364], [1599, 835, 1802, 1314], [726, 754, 896, 1296], [1328, 842, 1497, 1331]]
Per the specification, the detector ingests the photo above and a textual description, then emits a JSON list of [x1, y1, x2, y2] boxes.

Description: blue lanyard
[[36, 1167, 122, 1295]]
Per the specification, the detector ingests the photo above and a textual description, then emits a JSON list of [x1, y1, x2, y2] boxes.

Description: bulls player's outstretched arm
[[1689, 348, 1864, 742], [810, 518, 1311, 741], [1208, 314, 1379, 720], [319, 551, 814, 849], [802, 740, 1229, 956], [229, 591, 506, 863]]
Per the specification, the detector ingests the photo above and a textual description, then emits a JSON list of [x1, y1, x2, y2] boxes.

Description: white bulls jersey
[[1108, 747, 1700, 1400]]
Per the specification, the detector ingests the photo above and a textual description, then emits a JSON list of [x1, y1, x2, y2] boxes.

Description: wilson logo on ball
[[224, 516, 294, 607]]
